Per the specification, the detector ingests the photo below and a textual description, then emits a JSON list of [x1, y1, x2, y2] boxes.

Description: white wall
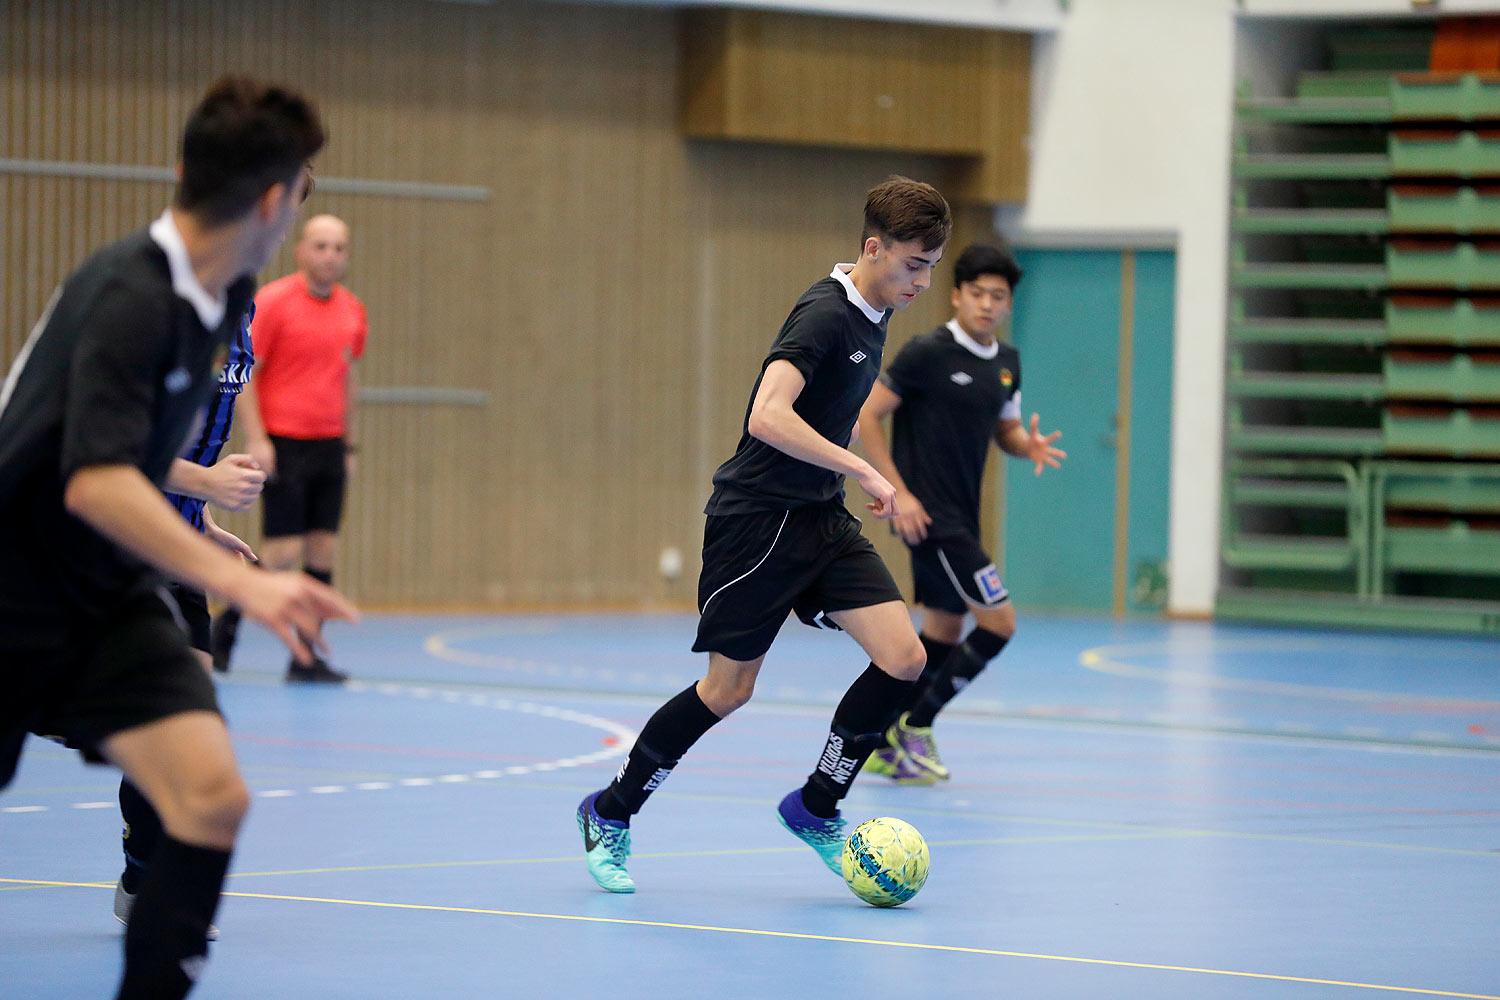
[[1010, 0, 1239, 615]]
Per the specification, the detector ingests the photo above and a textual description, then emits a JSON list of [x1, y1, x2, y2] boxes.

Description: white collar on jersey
[[946, 318, 1000, 360], [830, 264, 887, 325], [149, 209, 227, 330]]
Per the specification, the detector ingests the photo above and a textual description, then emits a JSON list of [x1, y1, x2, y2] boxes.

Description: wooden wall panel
[[2, 0, 1025, 611], [680, 9, 1031, 203]]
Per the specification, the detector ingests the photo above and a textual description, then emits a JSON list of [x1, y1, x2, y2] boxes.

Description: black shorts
[[263, 435, 347, 539], [693, 500, 903, 662], [164, 582, 211, 653], [0, 586, 222, 788], [910, 530, 1010, 615]]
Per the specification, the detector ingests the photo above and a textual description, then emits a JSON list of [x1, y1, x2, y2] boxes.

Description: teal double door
[[1002, 246, 1176, 615]]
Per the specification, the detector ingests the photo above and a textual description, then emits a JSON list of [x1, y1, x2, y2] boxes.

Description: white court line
[[3, 681, 638, 815]]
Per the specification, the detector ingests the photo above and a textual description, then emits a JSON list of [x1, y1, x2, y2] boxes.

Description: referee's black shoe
[[286, 657, 349, 684]]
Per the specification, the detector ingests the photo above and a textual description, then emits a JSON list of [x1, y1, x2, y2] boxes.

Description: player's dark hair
[[176, 76, 326, 225], [953, 243, 1023, 291], [862, 175, 952, 253]]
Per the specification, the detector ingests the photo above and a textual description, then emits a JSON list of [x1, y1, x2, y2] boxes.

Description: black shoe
[[286, 657, 349, 684], [209, 608, 241, 673]]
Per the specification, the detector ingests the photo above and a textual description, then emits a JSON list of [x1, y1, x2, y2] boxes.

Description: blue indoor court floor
[[2, 612, 1497, 999]]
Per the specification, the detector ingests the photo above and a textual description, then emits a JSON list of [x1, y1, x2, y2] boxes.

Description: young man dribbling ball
[[577, 176, 952, 892]]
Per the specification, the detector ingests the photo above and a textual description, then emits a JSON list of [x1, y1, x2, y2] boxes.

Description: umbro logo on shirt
[[849, 351, 867, 364], [950, 371, 973, 385]]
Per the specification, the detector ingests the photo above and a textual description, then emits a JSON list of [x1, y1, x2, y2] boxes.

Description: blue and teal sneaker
[[577, 792, 635, 893], [776, 789, 847, 875]]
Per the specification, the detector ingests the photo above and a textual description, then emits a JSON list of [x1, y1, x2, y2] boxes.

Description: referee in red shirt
[[213, 215, 367, 682]]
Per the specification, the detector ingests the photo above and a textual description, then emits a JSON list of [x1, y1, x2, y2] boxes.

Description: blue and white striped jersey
[[165, 302, 255, 531]]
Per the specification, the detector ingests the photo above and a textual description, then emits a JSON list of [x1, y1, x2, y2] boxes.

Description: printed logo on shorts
[[950, 371, 973, 385], [849, 351, 867, 364], [973, 564, 1007, 604]]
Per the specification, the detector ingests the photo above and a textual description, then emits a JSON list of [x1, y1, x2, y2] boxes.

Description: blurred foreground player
[[577, 176, 951, 892], [0, 77, 355, 1000]]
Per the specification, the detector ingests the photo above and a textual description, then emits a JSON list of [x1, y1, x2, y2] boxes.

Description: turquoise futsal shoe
[[577, 792, 635, 893], [776, 789, 846, 875]]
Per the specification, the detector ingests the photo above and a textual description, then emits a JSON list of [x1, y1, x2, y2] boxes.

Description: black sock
[[118, 779, 162, 894], [802, 664, 915, 817], [303, 567, 333, 587], [595, 684, 721, 822], [894, 634, 957, 725], [905, 627, 1008, 728], [115, 836, 231, 1000], [209, 606, 241, 665]]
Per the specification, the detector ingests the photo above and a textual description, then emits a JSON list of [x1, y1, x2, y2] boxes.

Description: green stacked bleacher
[[1222, 24, 1500, 633]]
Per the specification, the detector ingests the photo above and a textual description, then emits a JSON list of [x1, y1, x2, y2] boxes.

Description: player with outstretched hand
[[857, 243, 1064, 784]]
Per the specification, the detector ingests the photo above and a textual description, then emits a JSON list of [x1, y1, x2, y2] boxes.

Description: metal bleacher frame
[[1220, 25, 1500, 634]]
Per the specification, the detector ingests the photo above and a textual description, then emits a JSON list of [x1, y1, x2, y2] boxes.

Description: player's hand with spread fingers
[[202, 453, 267, 510], [854, 463, 901, 520], [1025, 412, 1066, 476], [226, 568, 359, 665], [891, 490, 932, 544]]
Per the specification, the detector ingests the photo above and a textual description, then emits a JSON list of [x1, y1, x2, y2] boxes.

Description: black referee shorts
[[693, 500, 903, 662], [910, 530, 1011, 615], [263, 434, 347, 539], [0, 587, 221, 787]]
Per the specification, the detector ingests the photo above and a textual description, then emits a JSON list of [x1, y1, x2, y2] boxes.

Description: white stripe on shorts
[[700, 510, 790, 614], [936, 546, 1007, 609]]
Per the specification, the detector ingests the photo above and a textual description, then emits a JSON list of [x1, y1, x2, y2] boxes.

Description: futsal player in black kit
[[857, 244, 1065, 784], [0, 78, 354, 1000], [577, 176, 951, 892]]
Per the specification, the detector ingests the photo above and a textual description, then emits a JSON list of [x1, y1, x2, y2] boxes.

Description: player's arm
[[64, 465, 353, 660], [857, 381, 931, 543], [237, 379, 275, 476], [165, 455, 266, 511], [344, 360, 359, 475], [201, 505, 256, 562], [995, 414, 1066, 476], [748, 359, 899, 518]]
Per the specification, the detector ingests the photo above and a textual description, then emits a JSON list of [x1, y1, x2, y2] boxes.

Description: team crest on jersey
[[950, 371, 973, 385], [973, 564, 1007, 604], [999, 368, 1014, 388]]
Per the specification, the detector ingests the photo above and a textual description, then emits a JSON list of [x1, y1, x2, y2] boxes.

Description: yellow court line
[[5, 878, 1494, 999]]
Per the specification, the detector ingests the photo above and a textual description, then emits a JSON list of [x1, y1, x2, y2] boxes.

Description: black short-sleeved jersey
[[882, 321, 1022, 537], [706, 268, 889, 515], [0, 218, 255, 626]]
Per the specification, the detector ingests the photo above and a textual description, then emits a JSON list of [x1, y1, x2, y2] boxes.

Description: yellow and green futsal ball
[[841, 816, 929, 907]]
